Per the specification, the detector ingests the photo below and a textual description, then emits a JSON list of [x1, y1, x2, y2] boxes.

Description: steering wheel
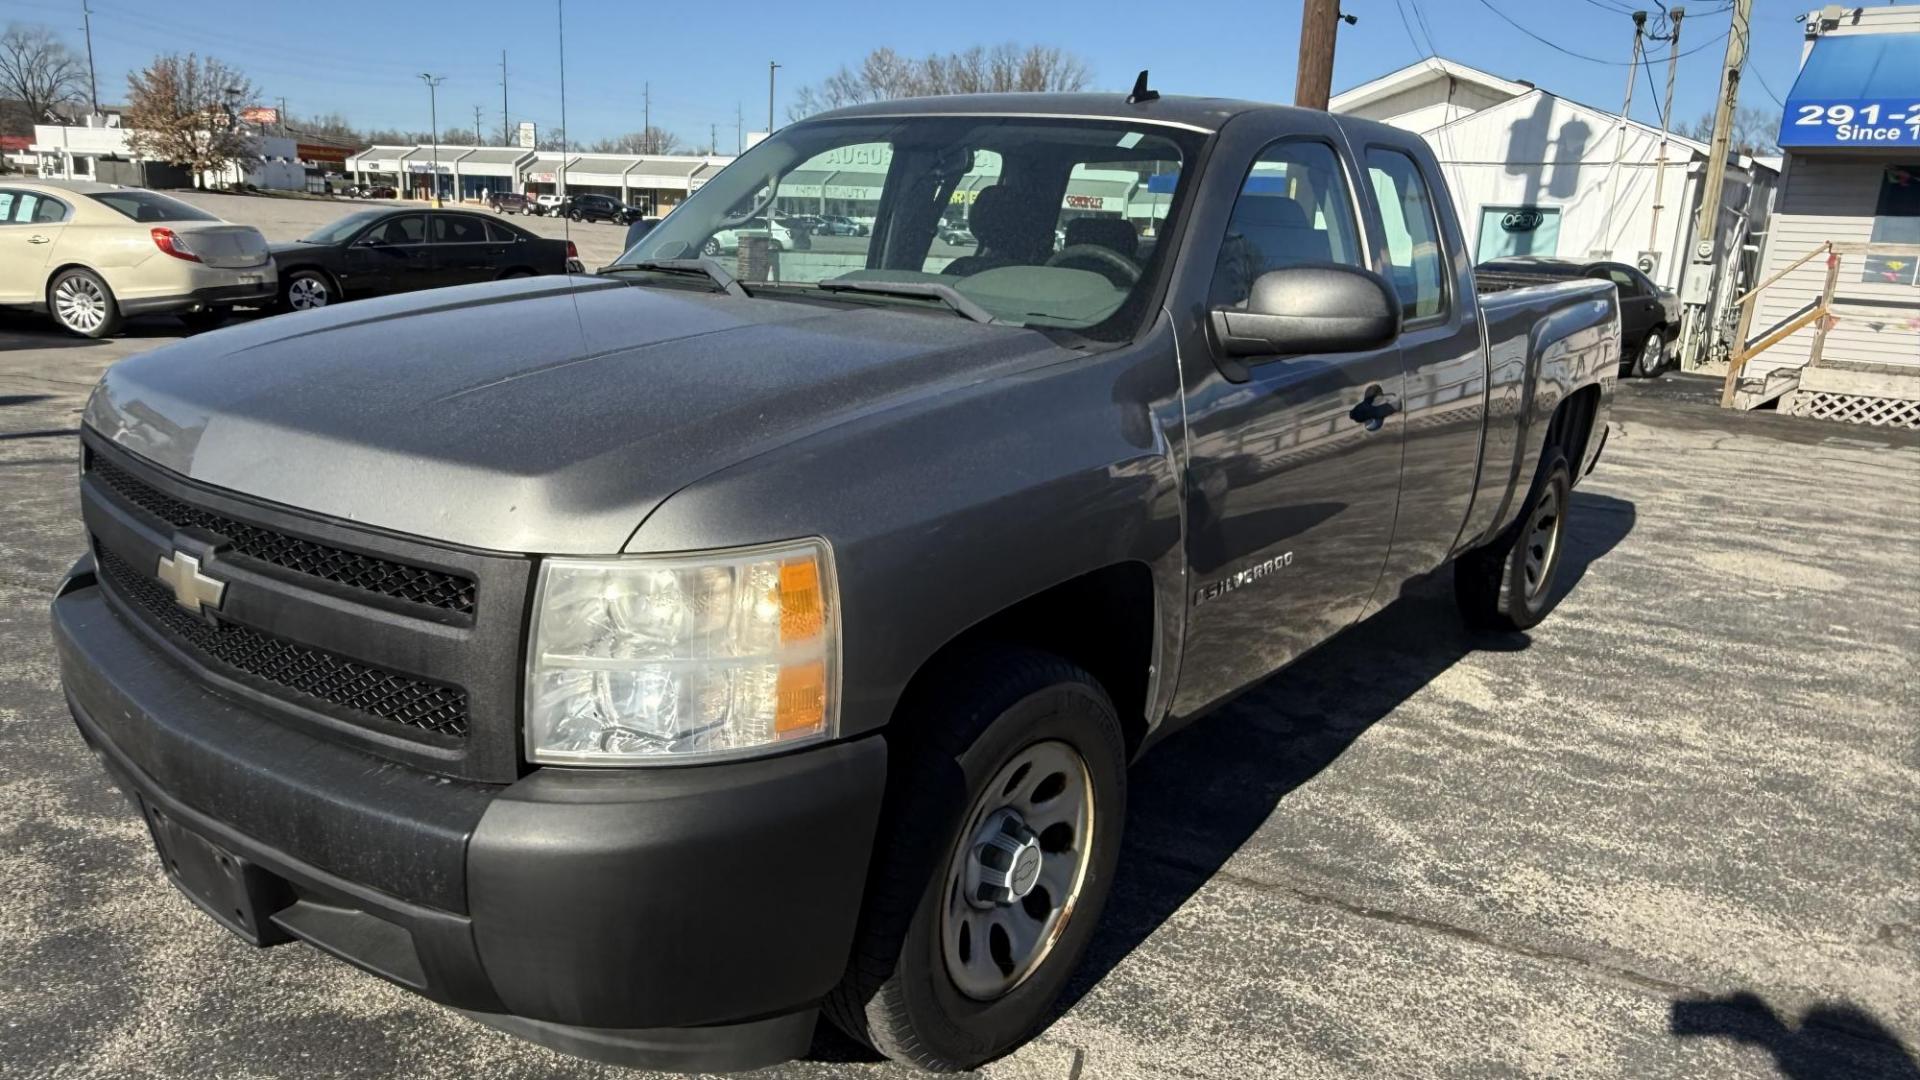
[[1045, 244, 1141, 284]]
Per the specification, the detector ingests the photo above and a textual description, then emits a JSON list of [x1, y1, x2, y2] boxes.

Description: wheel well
[[895, 563, 1157, 758], [282, 265, 339, 293], [1545, 383, 1603, 475], [44, 262, 99, 295]]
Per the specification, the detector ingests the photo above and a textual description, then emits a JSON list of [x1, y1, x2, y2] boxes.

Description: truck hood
[[85, 275, 1071, 554]]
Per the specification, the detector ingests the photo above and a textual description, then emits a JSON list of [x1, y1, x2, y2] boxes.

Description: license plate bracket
[[140, 798, 291, 946]]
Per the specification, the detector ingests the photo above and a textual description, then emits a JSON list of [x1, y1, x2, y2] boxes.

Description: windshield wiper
[[814, 279, 1000, 325], [604, 258, 750, 299]]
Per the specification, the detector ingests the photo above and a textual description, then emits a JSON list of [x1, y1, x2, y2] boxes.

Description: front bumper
[[52, 560, 888, 1071]]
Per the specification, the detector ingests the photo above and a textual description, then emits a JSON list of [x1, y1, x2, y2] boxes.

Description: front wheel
[[1634, 330, 1666, 378], [823, 648, 1126, 1070], [1454, 450, 1572, 632], [702, 237, 722, 256], [282, 270, 334, 312], [48, 268, 121, 338]]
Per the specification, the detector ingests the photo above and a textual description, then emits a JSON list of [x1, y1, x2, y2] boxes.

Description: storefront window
[[1869, 165, 1920, 245]]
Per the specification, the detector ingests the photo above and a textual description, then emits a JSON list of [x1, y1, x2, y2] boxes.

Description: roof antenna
[[1127, 70, 1159, 105]]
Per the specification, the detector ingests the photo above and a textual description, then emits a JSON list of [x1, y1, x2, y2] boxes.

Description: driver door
[[1173, 135, 1407, 713]]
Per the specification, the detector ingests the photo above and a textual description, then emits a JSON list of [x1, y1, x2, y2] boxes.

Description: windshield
[[87, 189, 219, 223], [618, 116, 1200, 334], [302, 211, 384, 244]]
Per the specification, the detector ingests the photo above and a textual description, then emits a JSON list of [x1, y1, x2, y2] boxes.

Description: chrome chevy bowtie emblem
[[155, 551, 226, 615]]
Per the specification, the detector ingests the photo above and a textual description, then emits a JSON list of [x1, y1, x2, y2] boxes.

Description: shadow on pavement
[[1671, 992, 1920, 1079], [1060, 490, 1637, 1014]]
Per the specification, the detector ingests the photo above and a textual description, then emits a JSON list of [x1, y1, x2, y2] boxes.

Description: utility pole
[[80, 0, 99, 119], [1647, 8, 1683, 258], [643, 81, 651, 153], [1695, 0, 1753, 380], [711, 123, 718, 156], [1599, 11, 1647, 259], [500, 50, 510, 145], [277, 96, 289, 135], [1293, 0, 1343, 110], [474, 105, 484, 144], [419, 73, 445, 207], [735, 102, 743, 154], [768, 61, 780, 133]]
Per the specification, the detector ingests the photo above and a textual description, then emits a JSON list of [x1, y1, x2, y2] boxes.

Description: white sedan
[[703, 218, 794, 255]]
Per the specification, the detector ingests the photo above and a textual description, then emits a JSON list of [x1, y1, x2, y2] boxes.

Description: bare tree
[[791, 43, 1091, 118], [1679, 106, 1782, 156], [437, 127, 479, 146], [123, 53, 260, 187], [0, 23, 87, 126], [589, 127, 681, 155], [536, 127, 568, 152]]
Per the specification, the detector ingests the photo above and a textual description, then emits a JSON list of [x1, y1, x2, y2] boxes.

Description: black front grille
[[98, 547, 470, 739], [89, 457, 476, 615]]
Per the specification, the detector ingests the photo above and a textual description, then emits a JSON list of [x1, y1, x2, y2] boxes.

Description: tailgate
[[177, 224, 272, 269]]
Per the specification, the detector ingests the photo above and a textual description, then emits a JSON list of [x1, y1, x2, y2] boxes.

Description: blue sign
[[1781, 33, 1920, 148]]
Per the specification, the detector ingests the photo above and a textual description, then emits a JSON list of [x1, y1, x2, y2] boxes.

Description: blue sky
[[9, 0, 1811, 148]]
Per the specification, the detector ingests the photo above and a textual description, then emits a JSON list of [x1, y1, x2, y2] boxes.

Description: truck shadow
[[1670, 992, 1920, 1079], [1058, 489, 1637, 1016]]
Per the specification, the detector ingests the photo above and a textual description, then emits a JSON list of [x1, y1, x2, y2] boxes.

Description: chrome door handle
[[27, 235, 51, 244]]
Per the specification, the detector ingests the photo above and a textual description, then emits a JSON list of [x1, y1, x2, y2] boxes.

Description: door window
[[1598, 267, 1642, 296], [0, 191, 69, 224], [484, 219, 520, 243], [1210, 140, 1363, 308], [433, 214, 488, 243], [1366, 148, 1448, 322], [362, 215, 425, 245]]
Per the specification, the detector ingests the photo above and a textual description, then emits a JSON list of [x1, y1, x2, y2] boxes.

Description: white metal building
[[1739, 4, 1920, 427], [347, 144, 733, 211], [1333, 58, 1778, 365]]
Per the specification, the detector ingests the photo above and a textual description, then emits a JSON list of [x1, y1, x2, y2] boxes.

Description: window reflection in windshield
[[620, 117, 1198, 335]]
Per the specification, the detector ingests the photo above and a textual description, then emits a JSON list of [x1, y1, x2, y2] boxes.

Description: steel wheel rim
[[54, 276, 105, 332], [1522, 484, 1562, 600], [940, 739, 1095, 1001], [289, 277, 329, 309], [1642, 335, 1662, 371]]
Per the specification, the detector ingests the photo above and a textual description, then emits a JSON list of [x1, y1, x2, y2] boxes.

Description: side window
[[32, 196, 69, 224], [484, 219, 519, 243], [0, 191, 17, 222], [434, 215, 487, 243], [1211, 140, 1363, 308], [1600, 267, 1640, 295], [365, 215, 425, 245], [1365, 148, 1448, 322]]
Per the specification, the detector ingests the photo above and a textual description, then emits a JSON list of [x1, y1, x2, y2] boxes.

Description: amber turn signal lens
[[778, 558, 825, 643], [775, 660, 827, 734]]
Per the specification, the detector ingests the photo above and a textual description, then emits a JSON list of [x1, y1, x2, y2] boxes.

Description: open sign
[[1501, 209, 1545, 233]]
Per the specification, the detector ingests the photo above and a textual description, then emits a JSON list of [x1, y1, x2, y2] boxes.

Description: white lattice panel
[[1784, 390, 1920, 429]]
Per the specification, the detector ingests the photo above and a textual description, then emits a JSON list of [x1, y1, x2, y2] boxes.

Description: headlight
[[525, 539, 838, 766]]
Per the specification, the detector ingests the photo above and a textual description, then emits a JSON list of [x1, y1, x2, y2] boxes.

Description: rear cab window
[[87, 190, 218, 223], [1364, 148, 1449, 323]]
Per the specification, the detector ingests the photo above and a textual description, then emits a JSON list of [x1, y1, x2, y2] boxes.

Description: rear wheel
[[1455, 449, 1571, 632], [702, 237, 722, 256], [1634, 329, 1666, 378], [824, 648, 1126, 1071], [48, 268, 121, 338]]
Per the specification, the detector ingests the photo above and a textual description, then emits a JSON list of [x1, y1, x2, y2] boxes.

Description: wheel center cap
[[967, 809, 1044, 907]]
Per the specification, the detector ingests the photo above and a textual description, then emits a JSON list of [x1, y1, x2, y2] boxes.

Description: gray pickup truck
[[53, 92, 1616, 1073]]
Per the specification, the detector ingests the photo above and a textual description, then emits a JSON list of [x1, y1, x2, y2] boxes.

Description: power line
[[1473, 0, 1728, 66], [1747, 60, 1787, 108]]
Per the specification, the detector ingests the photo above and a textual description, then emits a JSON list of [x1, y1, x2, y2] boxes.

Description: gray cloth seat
[[943, 185, 1052, 276], [1210, 196, 1332, 306]]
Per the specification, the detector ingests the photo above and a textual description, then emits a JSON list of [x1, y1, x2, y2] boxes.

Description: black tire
[[280, 269, 334, 312], [1454, 449, 1572, 632], [702, 237, 722, 256], [498, 268, 535, 280], [177, 307, 230, 332], [823, 647, 1126, 1071], [1633, 329, 1666, 378], [47, 267, 122, 338]]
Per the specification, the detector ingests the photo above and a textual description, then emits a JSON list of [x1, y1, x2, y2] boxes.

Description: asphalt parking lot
[[1, 304, 1915, 1078]]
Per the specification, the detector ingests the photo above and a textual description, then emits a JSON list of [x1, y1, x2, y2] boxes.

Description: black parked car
[[270, 208, 580, 311], [565, 193, 644, 224], [1476, 256, 1680, 377]]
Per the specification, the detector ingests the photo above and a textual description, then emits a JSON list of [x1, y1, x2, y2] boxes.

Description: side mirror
[[1209, 264, 1402, 360]]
